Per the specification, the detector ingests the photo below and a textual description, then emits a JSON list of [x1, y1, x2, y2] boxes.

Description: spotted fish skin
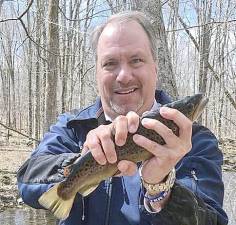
[[38, 94, 208, 220], [57, 112, 173, 200], [57, 93, 208, 199]]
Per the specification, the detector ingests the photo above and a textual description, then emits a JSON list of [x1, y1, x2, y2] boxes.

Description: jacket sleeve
[[17, 112, 83, 209], [143, 124, 228, 225]]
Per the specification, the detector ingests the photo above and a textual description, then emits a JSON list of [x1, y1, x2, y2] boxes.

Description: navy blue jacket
[[17, 90, 228, 225]]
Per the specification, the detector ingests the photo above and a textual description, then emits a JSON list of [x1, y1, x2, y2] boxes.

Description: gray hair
[[90, 11, 158, 61]]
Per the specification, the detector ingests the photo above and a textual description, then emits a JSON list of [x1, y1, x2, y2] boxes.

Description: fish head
[[141, 94, 208, 122], [166, 93, 209, 121]]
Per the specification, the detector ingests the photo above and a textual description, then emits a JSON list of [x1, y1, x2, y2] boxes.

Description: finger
[[133, 134, 166, 157], [117, 160, 137, 176], [114, 115, 128, 146], [160, 107, 193, 140], [92, 124, 117, 164], [140, 118, 191, 155], [141, 118, 178, 146], [133, 133, 182, 165], [81, 143, 89, 155], [100, 135, 117, 164], [86, 132, 107, 165], [126, 111, 140, 133], [90, 145, 107, 165]]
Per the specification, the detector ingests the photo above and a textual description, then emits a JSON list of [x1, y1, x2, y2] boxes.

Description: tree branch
[[0, 0, 34, 22], [58, 6, 114, 22], [177, 14, 236, 110], [0, 121, 39, 142], [167, 18, 236, 33]]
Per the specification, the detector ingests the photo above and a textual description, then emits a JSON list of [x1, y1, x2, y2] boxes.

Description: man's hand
[[133, 106, 193, 183], [82, 111, 140, 176], [82, 107, 193, 181]]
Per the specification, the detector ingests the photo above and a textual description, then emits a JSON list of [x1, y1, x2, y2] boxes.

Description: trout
[[39, 93, 208, 219]]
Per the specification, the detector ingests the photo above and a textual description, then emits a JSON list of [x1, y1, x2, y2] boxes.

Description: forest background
[[0, 0, 235, 143], [0, 0, 235, 222]]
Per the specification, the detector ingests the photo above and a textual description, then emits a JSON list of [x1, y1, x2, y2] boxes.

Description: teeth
[[117, 89, 135, 94]]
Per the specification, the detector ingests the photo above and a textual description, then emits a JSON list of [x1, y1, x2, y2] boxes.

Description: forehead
[[97, 21, 152, 58]]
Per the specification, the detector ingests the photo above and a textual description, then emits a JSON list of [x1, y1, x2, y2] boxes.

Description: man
[[17, 11, 228, 225]]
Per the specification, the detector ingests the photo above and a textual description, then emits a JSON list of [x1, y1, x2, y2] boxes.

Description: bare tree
[[144, 0, 178, 99], [0, 0, 235, 143], [27, 0, 33, 137], [44, 0, 59, 132]]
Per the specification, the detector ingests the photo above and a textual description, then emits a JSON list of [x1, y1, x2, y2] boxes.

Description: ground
[[0, 136, 235, 213], [0, 145, 31, 211]]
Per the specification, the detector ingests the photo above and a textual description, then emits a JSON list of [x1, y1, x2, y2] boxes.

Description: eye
[[130, 58, 144, 67], [131, 58, 142, 63], [102, 60, 118, 70]]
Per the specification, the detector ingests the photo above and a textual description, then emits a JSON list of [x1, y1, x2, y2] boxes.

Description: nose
[[116, 63, 133, 84]]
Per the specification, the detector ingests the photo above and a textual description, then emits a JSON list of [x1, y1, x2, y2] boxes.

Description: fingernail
[[109, 156, 117, 164], [100, 160, 107, 165], [116, 138, 126, 146], [129, 124, 136, 133], [141, 118, 149, 125], [132, 134, 139, 143], [116, 140, 122, 146], [160, 107, 169, 114]]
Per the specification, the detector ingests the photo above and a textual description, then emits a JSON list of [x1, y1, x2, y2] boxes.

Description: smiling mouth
[[114, 88, 137, 95]]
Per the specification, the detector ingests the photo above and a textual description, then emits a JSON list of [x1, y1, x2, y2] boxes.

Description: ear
[[155, 64, 158, 74], [155, 64, 158, 80], [155, 64, 159, 88]]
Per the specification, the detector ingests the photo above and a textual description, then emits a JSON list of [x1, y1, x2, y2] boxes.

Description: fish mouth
[[192, 95, 209, 121]]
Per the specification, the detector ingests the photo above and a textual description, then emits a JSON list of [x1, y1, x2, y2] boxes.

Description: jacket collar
[[67, 90, 172, 129]]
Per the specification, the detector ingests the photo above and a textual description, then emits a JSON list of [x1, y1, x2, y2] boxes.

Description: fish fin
[[38, 184, 75, 220], [79, 183, 100, 197]]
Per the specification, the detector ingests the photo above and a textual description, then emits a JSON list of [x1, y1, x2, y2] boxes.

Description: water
[[0, 172, 235, 225], [0, 208, 57, 225]]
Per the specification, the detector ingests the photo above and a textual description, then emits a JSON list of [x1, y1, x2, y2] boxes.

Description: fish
[[38, 93, 208, 220]]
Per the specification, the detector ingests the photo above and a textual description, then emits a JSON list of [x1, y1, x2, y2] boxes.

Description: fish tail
[[38, 183, 75, 220]]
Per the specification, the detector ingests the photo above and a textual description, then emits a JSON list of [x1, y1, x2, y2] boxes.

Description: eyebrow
[[101, 50, 146, 60], [100, 53, 118, 61], [130, 52, 145, 58]]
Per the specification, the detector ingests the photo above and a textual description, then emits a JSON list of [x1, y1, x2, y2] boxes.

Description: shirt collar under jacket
[[66, 90, 172, 129], [104, 100, 161, 122]]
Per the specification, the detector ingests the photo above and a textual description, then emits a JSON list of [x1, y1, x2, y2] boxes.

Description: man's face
[[96, 21, 157, 119]]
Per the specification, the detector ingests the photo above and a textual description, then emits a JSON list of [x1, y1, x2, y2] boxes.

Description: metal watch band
[[139, 165, 176, 196]]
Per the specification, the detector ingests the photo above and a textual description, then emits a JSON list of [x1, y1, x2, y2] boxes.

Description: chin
[[110, 101, 144, 116]]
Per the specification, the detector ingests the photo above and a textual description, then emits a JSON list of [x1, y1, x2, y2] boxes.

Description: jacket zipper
[[191, 169, 198, 193], [191, 169, 213, 223], [81, 196, 85, 221], [105, 177, 113, 225], [191, 170, 198, 181]]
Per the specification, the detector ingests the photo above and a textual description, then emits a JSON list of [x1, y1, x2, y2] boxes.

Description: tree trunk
[[198, 1, 212, 94], [44, 0, 59, 132], [34, 0, 42, 143], [144, 0, 178, 99], [27, 0, 33, 137], [41, 1, 47, 135]]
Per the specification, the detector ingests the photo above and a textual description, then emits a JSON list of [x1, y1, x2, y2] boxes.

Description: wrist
[[139, 164, 175, 213], [150, 190, 171, 212], [144, 190, 171, 213], [139, 165, 176, 195]]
